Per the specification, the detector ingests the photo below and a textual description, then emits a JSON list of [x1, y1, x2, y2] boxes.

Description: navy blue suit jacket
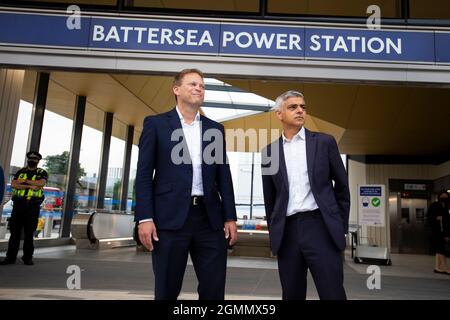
[[135, 108, 237, 231], [261, 129, 350, 255]]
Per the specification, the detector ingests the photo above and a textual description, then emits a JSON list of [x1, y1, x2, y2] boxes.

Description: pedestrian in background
[[427, 189, 450, 274]]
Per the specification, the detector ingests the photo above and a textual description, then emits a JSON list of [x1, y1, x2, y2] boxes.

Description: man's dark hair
[[172, 68, 204, 87]]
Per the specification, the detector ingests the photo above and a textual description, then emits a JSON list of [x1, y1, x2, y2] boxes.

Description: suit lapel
[[200, 115, 208, 185], [200, 115, 208, 161], [166, 107, 192, 164], [277, 136, 289, 191], [167, 107, 183, 131], [305, 128, 316, 186]]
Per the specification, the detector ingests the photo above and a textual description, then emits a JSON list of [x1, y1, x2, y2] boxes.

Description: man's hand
[[17, 178, 28, 184], [138, 221, 159, 251], [224, 220, 238, 246]]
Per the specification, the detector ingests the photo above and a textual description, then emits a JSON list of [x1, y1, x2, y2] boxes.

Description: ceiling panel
[[222, 78, 450, 156], [302, 83, 357, 128], [19, 70, 450, 157], [346, 85, 410, 130], [112, 74, 151, 97]]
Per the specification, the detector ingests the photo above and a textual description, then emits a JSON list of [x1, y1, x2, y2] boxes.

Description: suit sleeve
[[135, 116, 157, 222], [216, 125, 237, 221], [328, 136, 350, 234], [261, 146, 276, 228]]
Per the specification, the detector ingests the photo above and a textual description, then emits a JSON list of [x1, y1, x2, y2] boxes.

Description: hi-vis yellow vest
[[12, 169, 45, 200]]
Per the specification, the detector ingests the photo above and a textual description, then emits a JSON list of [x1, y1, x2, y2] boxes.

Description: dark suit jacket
[[0, 165, 4, 203], [135, 108, 237, 230], [261, 128, 350, 255]]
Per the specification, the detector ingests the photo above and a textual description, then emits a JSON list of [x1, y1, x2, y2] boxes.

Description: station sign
[[0, 11, 449, 64]]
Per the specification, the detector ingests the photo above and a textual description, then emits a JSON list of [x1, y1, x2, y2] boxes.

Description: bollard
[[0, 222, 6, 239], [43, 214, 53, 238]]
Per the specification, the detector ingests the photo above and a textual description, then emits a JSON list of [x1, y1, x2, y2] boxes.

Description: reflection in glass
[[1, 100, 33, 241], [105, 119, 126, 211], [129, 0, 259, 12], [268, 0, 401, 18], [9, 100, 33, 176], [227, 152, 265, 222], [13, 0, 116, 5], [128, 143, 139, 213], [40, 109, 75, 238], [75, 103, 104, 211], [409, 0, 450, 19]]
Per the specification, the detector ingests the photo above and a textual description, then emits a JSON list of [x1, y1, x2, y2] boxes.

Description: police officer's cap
[[26, 151, 42, 160]]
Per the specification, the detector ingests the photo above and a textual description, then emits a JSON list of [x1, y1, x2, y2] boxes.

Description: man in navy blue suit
[[261, 90, 350, 300], [135, 69, 237, 300]]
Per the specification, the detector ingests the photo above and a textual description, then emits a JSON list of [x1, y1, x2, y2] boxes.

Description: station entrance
[[1, 8, 449, 255]]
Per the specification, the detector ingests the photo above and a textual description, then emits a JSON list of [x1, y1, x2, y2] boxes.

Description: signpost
[[358, 185, 385, 227], [355, 184, 391, 265]]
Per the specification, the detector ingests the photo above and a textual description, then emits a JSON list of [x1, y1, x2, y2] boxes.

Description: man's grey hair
[[271, 90, 305, 111]]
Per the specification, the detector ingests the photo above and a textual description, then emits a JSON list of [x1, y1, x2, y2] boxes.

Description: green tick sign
[[371, 197, 381, 207]]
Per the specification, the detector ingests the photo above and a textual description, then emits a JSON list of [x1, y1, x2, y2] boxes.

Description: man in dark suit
[[135, 68, 237, 300], [261, 90, 350, 300]]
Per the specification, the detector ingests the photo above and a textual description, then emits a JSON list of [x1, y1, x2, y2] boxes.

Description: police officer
[[1, 151, 48, 266]]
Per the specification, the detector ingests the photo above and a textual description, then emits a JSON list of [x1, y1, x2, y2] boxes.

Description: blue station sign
[[0, 11, 448, 64]]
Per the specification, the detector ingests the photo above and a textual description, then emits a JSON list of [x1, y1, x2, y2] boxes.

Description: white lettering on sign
[[91, 25, 214, 47], [120, 26, 133, 42], [222, 31, 302, 50], [92, 25, 105, 41], [105, 26, 120, 42], [148, 28, 159, 44], [309, 34, 401, 55], [404, 184, 427, 191]]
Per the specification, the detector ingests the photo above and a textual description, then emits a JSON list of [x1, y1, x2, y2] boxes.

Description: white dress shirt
[[176, 106, 204, 196], [282, 126, 318, 216]]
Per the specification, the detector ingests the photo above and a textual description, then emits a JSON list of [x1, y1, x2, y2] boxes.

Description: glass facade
[[127, 142, 139, 213], [74, 103, 105, 211], [8, 100, 33, 179], [409, 0, 450, 19], [267, 0, 402, 18], [5, 0, 449, 26], [39, 79, 76, 238], [0, 72, 142, 241], [11, 0, 117, 5], [128, 0, 259, 12], [228, 152, 264, 225], [1, 100, 33, 238], [104, 118, 126, 211]]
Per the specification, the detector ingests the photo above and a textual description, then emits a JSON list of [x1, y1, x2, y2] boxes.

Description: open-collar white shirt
[[282, 126, 318, 216], [176, 106, 204, 196]]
